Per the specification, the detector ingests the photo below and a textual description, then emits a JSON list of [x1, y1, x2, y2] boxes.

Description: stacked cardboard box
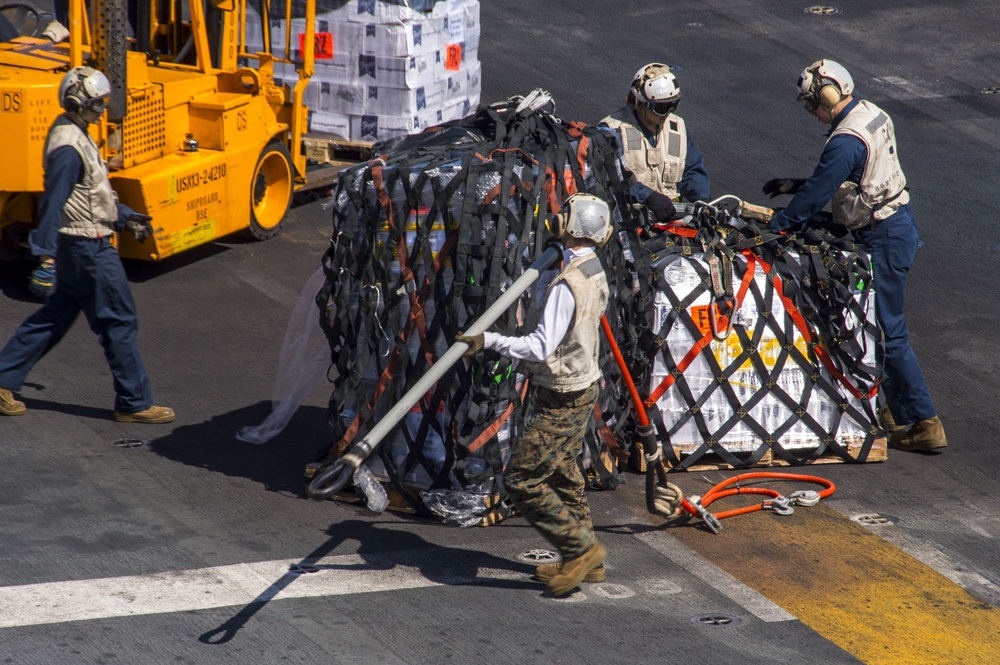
[[250, 0, 481, 143]]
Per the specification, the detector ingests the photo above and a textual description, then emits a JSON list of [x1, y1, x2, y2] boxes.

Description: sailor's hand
[[761, 178, 805, 199], [455, 332, 484, 357], [125, 213, 154, 243], [645, 191, 677, 222]]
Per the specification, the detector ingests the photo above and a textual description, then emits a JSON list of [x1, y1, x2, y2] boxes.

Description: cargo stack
[[265, 0, 481, 143], [311, 96, 639, 523]]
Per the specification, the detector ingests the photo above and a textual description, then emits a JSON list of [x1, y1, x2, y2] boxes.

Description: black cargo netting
[[314, 96, 887, 521], [316, 96, 644, 515], [638, 204, 884, 470]]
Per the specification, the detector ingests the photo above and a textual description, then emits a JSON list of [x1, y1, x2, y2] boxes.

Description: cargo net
[[636, 199, 885, 470], [315, 93, 645, 521]]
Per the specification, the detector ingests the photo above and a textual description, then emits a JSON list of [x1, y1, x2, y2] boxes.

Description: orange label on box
[[445, 43, 462, 71], [299, 32, 334, 59], [689, 304, 715, 336]]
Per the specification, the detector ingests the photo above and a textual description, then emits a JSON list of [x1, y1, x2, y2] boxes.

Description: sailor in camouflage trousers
[[458, 193, 612, 596]]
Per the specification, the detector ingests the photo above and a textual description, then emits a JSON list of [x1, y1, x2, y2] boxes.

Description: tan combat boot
[[113, 405, 175, 424], [547, 542, 606, 597], [890, 416, 947, 452], [535, 562, 606, 584], [882, 407, 905, 433], [0, 387, 26, 416]]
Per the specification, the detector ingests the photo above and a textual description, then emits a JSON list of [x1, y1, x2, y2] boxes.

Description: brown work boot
[[890, 416, 947, 452], [113, 405, 175, 424], [547, 542, 606, 597], [0, 387, 26, 416], [535, 562, 606, 584], [882, 407, 905, 433]]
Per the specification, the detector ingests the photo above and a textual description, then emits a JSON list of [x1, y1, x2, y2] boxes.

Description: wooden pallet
[[296, 134, 374, 192], [629, 437, 888, 473], [302, 133, 372, 168], [304, 462, 510, 526]]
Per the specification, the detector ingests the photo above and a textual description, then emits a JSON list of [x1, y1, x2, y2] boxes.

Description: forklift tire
[[249, 141, 293, 241]]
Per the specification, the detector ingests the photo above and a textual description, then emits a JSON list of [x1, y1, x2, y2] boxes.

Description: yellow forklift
[[0, 0, 342, 261]]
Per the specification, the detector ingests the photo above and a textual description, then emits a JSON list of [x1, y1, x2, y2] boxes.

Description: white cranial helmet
[[796, 59, 854, 112], [629, 63, 681, 116], [58, 66, 111, 115], [558, 193, 613, 247]]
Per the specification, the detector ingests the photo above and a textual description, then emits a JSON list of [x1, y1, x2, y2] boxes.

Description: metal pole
[[307, 243, 563, 499]]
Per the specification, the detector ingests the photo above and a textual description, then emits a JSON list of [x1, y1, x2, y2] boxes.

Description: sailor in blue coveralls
[[0, 66, 174, 424], [600, 62, 711, 223], [763, 59, 945, 452]]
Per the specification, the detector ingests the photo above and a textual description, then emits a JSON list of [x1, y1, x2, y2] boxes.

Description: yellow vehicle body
[[0, 0, 316, 261]]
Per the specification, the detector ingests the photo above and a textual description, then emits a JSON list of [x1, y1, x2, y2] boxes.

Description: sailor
[[0, 67, 174, 424], [762, 59, 945, 452], [457, 194, 612, 596], [600, 62, 711, 223]]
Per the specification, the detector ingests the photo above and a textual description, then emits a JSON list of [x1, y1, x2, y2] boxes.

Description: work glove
[[455, 332, 484, 357], [124, 213, 154, 243], [41, 20, 70, 42], [761, 178, 805, 199], [28, 261, 56, 300], [644, 191, 677, 222]]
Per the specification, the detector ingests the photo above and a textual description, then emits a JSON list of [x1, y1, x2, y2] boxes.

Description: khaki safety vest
[[600, 106, 687, 200], [44, 115, 119, 237], [527, 253, 609, 392], [828, 100, 909, 229]]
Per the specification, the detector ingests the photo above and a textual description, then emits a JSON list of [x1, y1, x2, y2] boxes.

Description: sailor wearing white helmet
[[762, 59, 944, 453]]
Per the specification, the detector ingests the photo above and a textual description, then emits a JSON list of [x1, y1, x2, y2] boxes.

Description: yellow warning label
[[167, 220, 216, 254]]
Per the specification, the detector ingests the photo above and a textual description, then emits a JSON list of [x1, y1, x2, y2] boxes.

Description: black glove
[[455, 332, 485, 357], [28, 261, 56, 299], [644, 191, 677, 222], [761, 178, 805, 199], [124, 213, 154, 243]]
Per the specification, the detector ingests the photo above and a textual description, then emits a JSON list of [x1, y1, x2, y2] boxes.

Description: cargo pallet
[[298, 133, 374, 192], [629, 437, 888, 473]]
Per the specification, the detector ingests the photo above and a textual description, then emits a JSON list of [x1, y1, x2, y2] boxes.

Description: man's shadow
[[147, 401, 330, 497], [198, 518, 538, 644]]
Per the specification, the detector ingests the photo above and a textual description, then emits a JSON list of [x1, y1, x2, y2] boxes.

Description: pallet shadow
[[147, 401, 329, 498]]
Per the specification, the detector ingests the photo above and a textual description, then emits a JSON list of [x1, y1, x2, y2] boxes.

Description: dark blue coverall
[[0, 142, 155, 413], [769, 98, 936, 425]]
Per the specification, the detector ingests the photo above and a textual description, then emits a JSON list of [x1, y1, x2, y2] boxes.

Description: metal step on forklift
[[0, 0, 369, 263]]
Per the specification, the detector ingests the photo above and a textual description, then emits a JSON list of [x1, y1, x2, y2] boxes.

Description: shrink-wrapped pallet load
[[246, 0, 481, 142]]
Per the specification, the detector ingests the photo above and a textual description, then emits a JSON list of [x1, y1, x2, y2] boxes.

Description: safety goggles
[[801, 95, 820, 113], [644, 99, 679, 117], [85, 97, 110, 113]]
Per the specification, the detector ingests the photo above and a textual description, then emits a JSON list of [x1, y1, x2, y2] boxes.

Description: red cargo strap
[[467, 379, 530, 453]]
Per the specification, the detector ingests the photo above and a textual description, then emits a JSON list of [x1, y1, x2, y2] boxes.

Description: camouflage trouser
[[504, 382, 598, 561]]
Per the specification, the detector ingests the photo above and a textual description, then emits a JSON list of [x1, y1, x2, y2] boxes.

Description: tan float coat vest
[[600, 107, 687, 199], [527, 253, 609, 392], [828, 100, 909, 229], [44, 115, 118, 237]]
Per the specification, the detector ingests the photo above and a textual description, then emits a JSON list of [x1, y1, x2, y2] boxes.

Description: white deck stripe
[[0, 549, 521, 629]]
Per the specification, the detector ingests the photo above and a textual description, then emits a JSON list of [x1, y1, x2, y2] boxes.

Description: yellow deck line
[[671, 504, 1000, 664]]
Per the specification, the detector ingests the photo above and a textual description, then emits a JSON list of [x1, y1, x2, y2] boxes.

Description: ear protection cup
[[62, 71, 87, 113], [818, 83, 842, 108], [626, 90, 639, 109], [550, 212, 566, 238]]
